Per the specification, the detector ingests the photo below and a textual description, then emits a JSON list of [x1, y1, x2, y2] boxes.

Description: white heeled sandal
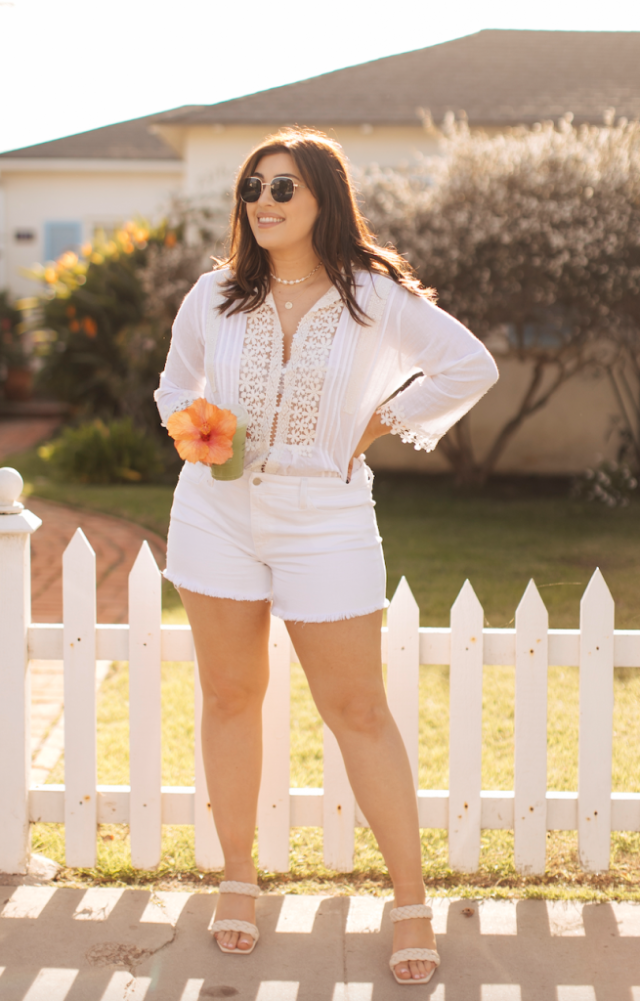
[[389, 903, 440, 985], [211, 880, 260, 955]]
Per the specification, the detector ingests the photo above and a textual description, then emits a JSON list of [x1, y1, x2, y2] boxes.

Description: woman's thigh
[[179, 590, 272, 703], [286, 610, 386, 723]]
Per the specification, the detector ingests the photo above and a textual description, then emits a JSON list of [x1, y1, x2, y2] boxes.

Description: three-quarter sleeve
[[376, 291, 499, 451], [153, 277, 207, 427]]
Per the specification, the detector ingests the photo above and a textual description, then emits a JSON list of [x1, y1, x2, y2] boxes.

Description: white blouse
[[154, 268, 499, 481]]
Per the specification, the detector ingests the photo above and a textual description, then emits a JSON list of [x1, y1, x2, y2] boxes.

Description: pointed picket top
[[129, 540, 161, 587], [63, 526, 95, 564], [580, 567, 614, 616], [389, 575, 419, 613], [516, 579, 548, 627], [450, 579, 483, 627]]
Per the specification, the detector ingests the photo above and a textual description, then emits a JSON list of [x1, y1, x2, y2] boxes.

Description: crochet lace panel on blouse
[[377, 398, 442, 453], [239, 296, 343, 466]]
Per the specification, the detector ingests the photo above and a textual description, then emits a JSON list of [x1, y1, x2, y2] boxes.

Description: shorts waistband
[[244, 460, 370, 490]]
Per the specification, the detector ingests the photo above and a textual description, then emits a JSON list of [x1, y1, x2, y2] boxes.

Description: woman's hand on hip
[[348, 410, 391, 478]]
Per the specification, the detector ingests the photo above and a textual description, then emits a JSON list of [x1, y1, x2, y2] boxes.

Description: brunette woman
[[155, 128, 498, 985]]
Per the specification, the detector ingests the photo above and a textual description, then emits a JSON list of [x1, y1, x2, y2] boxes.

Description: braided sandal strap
[[389, 948, 440, 970], [218, 881, 260, 898], [211, 919, 260, 942], [390, 904, 433, 922]]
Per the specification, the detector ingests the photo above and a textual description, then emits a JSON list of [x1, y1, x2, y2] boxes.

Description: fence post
[[63, 528, 98, 867], [258, 615, 291, 871], [387, 576, 420, 790], [194, 652, 224, 870], [323, 724, 355, 871], [449, 579, 484, 872], [128, 542, 162, 870], [578, 568, 614, 872], [514, 580, 548, 875], [0, 468, 41, 874]]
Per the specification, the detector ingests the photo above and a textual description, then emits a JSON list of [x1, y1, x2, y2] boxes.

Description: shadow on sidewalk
[[1, 887, 639, 1000]]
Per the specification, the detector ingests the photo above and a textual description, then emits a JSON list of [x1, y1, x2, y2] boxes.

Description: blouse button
[[253, 477, 262, 486]]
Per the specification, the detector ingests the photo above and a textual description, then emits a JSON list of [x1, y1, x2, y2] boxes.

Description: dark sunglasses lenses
[[240, 176, 295, 203], [240, 177, 262, 202], [270, 177, 295, 202]]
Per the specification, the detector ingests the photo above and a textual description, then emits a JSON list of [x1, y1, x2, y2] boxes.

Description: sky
[[1, 0, 640, 154]]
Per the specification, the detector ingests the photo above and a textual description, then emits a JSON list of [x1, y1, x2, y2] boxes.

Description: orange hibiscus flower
[[166, 398, 236, 465]]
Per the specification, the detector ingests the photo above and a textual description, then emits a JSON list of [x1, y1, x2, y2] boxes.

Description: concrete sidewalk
[[1, 887, 639, 1001]]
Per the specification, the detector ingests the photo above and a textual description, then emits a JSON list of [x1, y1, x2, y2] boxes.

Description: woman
[[155, 128, 498, 985]]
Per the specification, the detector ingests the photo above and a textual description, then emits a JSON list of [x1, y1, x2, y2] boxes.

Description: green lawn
[[12, 444, 638, 898]]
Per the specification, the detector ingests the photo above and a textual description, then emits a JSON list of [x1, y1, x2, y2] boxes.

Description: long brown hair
[[217, 128, 435, 323]]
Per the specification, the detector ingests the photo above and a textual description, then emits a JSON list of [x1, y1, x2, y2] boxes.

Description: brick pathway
[[2, 417, 169, 781], [0, 417, 62, 460], [27, 496, 166, 624]]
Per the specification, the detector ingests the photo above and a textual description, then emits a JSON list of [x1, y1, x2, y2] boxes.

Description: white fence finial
[[0, 466, 25, 513]]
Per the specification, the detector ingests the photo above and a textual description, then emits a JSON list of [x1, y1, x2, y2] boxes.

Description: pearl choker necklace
[[271, 263, 321, 286]]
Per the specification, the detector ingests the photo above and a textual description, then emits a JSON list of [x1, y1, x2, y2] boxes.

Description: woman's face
[[244, 151, 319, 258]]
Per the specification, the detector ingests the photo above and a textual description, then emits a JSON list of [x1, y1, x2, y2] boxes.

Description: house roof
[[156, 29, 640, 128], [2, 30, 639, 162], [0, 113, 187, 160]]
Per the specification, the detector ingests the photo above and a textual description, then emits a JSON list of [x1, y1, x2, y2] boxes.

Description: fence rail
[[1, 467, 639, 878]]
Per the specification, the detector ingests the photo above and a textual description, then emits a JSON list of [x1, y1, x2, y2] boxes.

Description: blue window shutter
[[43, 221, 82, 262]]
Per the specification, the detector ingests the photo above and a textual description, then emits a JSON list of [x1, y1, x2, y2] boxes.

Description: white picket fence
[[1, 466, 639, 878]]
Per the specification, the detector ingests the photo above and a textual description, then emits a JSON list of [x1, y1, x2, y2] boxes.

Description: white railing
[[1, 466, 639, 877]]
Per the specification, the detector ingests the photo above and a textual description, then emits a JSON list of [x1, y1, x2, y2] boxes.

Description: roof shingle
[[155, 29, 640, 127], [0, 113, 187, 160]]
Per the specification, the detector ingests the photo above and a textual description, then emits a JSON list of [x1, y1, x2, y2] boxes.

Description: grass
[[8, 440, 640, 896], [33, 657, 640, 900]]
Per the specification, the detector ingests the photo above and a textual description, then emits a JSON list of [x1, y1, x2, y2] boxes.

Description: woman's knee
[[322, 693, 390, 739], [202, 674, 266, 719]]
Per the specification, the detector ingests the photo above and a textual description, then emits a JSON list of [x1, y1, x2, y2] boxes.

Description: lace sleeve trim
[[377, 400, 442, 453], [154, 390, 200, 428]]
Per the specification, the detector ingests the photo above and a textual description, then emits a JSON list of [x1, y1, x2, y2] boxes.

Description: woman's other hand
[[348, 410, 390, 478]]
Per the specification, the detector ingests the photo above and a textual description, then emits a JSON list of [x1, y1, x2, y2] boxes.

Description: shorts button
[[253, 477, 262, 485]]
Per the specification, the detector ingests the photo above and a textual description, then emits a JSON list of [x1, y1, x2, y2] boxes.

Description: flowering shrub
[[572, 459, 638, 508], [361, 115, 640, 483], [38, 418, 162, 484], [25, 216, 212, 433]]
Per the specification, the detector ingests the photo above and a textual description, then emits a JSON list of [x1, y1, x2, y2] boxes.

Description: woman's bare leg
[[179, 589, 272, 951], [286, 610, 436, 983]]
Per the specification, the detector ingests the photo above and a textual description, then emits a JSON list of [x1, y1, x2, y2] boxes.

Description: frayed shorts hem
[[275, 601, 386, 624], [164, 570, 384, 622], [163, 570, 271, 604]]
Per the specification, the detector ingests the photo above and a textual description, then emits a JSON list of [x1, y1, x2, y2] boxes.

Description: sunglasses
[[239, 175, 305, 203]]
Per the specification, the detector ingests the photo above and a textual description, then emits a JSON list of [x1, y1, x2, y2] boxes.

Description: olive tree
[[360, 114, 640, 484]]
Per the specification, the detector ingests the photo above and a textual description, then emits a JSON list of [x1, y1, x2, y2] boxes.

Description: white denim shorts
[[164, 458, 386, 622]]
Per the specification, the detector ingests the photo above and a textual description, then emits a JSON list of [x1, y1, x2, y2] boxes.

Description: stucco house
[[1, 29, 639, 473]]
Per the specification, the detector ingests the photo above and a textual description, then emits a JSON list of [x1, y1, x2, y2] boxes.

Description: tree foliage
[[361, 114, 640, 482]]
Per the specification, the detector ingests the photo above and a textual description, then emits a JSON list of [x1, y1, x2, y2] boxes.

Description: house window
[[43, 221, 82, 262]]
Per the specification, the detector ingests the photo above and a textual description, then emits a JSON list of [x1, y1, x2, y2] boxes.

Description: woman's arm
[[374, 292, 499, 452], [154, 279, 207, 427]]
